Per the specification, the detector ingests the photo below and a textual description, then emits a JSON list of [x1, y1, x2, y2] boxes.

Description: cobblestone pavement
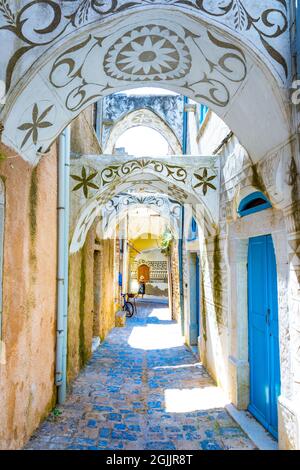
[[25, 301, 256, 450]]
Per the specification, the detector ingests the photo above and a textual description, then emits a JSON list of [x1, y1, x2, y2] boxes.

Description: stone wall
[[67, 225, 116, 383], [0, 143, 57, 449], [67, 108, 118, 384], [97, 239, 116, 341], [67, 226, 95, 383], [170, 241, 181, 322], [71, 106, 102, 156]]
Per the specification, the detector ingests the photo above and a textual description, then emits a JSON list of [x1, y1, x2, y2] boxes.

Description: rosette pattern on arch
[[104, 25, 192, 81]]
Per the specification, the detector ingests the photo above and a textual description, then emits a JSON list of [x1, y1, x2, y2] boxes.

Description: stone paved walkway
[[25, 301, 256, 450]]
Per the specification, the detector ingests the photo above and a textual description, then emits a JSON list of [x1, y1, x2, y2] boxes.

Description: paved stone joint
[[26, 302, 256, 450]]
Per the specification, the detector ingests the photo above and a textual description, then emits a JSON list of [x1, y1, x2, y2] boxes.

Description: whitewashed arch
[[0, 2, 291, 165], [104, 108, 182, 154], [69, 155, 217, 253], [97, 193, 181, 239], [98, 205, 180, 241]]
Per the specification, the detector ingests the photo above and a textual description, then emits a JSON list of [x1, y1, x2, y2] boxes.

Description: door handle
[[266, 308, 271, 326]]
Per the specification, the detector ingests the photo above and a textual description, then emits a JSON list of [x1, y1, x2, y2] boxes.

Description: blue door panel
[[189, 254, 200, 345], [248, 235, 281, 439], [249, 329, 268, 419], [248, 237, 269, 426]]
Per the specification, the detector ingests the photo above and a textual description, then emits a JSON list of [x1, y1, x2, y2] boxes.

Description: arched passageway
[[97, 198, 181, 241]]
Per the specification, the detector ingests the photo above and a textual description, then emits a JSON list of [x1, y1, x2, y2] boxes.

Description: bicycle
[[121, 293, 135, 318]]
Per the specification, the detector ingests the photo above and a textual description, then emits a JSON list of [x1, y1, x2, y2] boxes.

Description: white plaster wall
[[198, 112, 231, 155], [135, 249, 167, 263]]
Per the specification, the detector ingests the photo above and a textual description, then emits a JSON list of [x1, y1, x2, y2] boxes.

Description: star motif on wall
[[71, 166, 99, 198], [193, 168, 217, 195], [17, 103, 54, 149]]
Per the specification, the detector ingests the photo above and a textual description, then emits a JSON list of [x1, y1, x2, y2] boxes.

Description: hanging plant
[[160, 229, 173, 256]]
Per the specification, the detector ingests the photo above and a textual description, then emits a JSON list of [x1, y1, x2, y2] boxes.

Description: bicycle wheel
[[124, 301, 134, 318]]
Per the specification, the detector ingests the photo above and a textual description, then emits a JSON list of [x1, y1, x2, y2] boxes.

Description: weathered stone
[[115, 311, 126, 328]]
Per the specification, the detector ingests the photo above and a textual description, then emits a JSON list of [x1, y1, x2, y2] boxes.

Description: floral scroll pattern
[[71, 159, 217, 200], [48, 25, 247, 114], [100, 159, 187, 188], [0, 0, 289, 97], [0, 1, 289, 160], [71, 159, 187, 199]]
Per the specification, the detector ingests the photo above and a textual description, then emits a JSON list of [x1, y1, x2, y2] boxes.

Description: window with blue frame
[[199, 104, 209, 125], [238, 192, 272, 218], [188, 217, 199, 241]]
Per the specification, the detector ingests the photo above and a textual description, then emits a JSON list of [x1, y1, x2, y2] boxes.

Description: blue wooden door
[[248, 235, 281, 439], [189, 254, 200, 345]]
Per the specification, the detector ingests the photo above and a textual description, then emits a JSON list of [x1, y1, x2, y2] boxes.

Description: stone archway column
[[278, 203, 300, 450], [227, 236, 249, 410]]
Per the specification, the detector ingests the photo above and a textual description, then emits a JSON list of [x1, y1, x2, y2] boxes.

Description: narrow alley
[[26, 301, 255, 451], [0, 2, 299, 453]]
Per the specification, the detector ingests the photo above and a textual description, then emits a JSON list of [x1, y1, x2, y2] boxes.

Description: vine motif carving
[[174, 0, 288, 76], [185, 30, 247, 107], [100, 159, 188, 187], [48, 27, 247, 111], [66, 0, 140, 26], [0, 0, 66, 92]]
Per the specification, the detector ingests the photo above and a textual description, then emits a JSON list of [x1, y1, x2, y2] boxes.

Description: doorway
[[138, 264, 150, 282], [189, 253, 200, 346], [248, 235, 281, 439]]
